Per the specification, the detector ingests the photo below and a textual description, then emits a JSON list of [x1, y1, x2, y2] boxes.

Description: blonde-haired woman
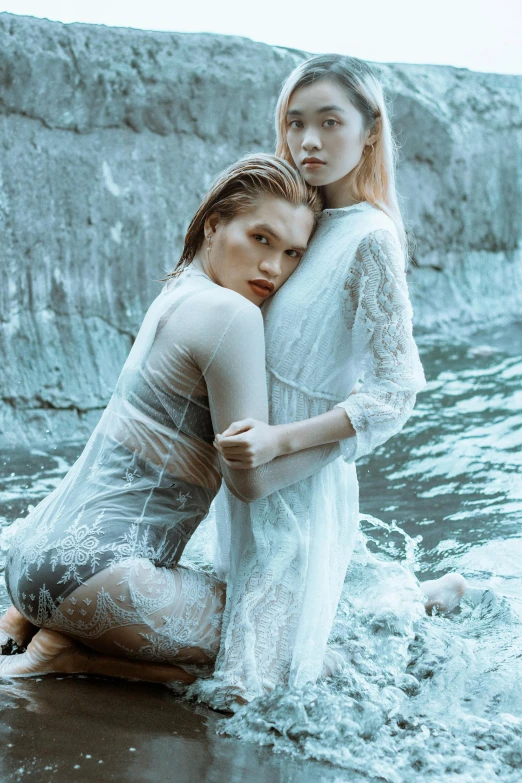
[[202, 55, 465, 709], [0, 154, 345, 681]]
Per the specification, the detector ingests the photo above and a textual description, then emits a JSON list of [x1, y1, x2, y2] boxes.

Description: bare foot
[[0, 628, 90, 677], [0, 628, 195, 685], [421, 573, 467, 613], [0, 605, 38, 650]]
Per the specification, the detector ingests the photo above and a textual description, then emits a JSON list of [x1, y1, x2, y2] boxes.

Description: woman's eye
[[285, 250, 301, 259], [324, 119, 338, 127], [288, 120, 303, 129], [254, 235, 269, 244]]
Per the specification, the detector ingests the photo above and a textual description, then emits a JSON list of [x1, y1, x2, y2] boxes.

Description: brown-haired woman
[[0, 153, 344, 683]]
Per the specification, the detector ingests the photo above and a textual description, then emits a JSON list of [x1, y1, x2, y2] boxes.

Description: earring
[[367, 143, 374, 154]]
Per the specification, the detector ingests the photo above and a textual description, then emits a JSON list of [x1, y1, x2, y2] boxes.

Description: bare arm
[[214, 402, 355, 469]]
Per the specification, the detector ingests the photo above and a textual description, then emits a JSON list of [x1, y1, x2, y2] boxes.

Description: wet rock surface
[[1, 12, 521, 445]]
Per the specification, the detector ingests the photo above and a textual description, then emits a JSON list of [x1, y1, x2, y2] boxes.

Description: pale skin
[[0, 83, 466, 681]]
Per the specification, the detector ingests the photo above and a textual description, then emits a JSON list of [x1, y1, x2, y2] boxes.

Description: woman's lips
[[248, 280, 274, 298], [302, 158, 325, 169]]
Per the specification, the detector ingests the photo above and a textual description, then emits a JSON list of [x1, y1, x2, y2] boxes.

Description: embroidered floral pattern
[[51, 509, 106, 585], [177, 491, 191, 509], [124, 467, 140, 486], [87, 455, 105, 483]]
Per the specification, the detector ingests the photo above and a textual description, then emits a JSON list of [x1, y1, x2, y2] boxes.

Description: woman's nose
[[259, 255, 281, 277], [302, 129, 321, 151]]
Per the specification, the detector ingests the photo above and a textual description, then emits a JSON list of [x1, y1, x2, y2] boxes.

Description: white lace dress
[[198, 202, 427, 707]]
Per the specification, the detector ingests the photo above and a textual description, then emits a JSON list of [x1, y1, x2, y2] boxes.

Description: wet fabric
[[5, 267, 338, 666], [7, 435, 213, 621]]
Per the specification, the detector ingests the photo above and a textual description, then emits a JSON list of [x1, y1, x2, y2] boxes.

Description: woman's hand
[[214, 419, 283, 469]]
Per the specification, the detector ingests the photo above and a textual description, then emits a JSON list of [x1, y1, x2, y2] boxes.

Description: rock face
[[1, 13, 521, 445]]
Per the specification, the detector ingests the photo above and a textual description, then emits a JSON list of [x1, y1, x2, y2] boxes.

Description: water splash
[[218, 539, 522, 782]]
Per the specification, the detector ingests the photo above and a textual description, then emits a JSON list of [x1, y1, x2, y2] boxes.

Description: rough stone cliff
[[1, 13, 521, 445]]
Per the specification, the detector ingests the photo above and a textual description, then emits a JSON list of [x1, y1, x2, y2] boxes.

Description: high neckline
[[320, 201, 372, 220]]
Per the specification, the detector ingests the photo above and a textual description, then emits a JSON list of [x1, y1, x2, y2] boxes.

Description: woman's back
[[5, 268, 261, 619], [109, 268, 247, 493]]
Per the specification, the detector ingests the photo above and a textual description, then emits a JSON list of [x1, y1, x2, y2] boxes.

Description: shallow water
[[1, 324, 521, 782]]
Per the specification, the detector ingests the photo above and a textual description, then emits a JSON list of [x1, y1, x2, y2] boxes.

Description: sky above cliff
[[3, 0, 521, 75]]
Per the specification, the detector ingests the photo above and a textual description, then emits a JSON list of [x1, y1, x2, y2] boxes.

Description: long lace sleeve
[[335, 230, 426, 462], [202, 302, 340, 501]]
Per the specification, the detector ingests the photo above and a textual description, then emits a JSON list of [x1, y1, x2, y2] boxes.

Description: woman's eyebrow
[[253, 222, 281, 241], [253, 223, 307, 253], [287, 105, 346, 117], [317, 104, 345, 114]]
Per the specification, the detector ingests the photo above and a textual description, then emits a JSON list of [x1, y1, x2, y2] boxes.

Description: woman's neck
[[191, 255, 206, 274], [323, 176, 359, 209], [192, 253, 220, 286]]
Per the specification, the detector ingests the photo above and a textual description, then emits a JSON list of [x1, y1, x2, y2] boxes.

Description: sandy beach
[[0, 676, 349, 783]]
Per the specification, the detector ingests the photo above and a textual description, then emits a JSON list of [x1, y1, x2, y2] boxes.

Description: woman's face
[[285, 78, 371, 208], [203, 196, 314, 305]]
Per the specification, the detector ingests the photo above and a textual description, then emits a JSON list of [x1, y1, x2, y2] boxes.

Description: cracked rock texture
[[1, 12, 521, 445]]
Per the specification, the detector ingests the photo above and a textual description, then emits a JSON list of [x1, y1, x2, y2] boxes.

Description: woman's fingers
[[216, 435, 246, 447], [216, 435, 252, 450], [214, 435, 253, 457], [219, 419, 254, 438]]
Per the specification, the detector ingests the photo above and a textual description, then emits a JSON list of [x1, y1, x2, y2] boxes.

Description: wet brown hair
[[165, 153, 323, 280]]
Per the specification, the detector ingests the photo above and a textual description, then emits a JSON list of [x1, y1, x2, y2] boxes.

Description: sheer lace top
[[108, 268, 339, 503]]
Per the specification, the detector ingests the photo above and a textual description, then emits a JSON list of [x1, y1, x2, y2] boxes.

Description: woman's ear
[[204, 212, 221, 238], [366, 116, 381, 147]]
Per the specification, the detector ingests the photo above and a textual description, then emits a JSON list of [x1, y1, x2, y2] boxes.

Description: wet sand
[[0, 675, 349, 783]]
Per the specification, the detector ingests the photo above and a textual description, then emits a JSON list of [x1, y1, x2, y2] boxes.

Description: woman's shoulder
[[171, 281, 263, 370], [358, 203, 398, 237], [203, 284, 259, 317], [186, 281, 262, 334], [351, 206, 402, 256], [322, 202, 398, 244]]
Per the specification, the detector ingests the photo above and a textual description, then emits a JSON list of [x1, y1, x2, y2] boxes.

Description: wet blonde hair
[[275, 54, 407, 252], [165, 153, 322, 280]]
